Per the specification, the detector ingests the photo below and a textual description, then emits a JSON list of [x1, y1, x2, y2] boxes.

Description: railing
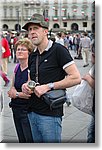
[[52, 15, 89, 21], [1, 15, 90, 21], [1, 16, 22, 21]]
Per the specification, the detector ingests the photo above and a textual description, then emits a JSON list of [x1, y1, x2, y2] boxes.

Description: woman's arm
[[8, 74, 31, 99]]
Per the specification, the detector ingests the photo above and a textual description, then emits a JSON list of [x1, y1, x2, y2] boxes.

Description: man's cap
[[22, 13, 49, 31]]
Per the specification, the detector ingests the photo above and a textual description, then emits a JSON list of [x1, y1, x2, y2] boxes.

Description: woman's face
[[16, 45, 29, 60]]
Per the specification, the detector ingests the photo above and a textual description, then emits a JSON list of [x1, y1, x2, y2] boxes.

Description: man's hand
[[22, 83, 33, 96], [34, 84, 50, 98]]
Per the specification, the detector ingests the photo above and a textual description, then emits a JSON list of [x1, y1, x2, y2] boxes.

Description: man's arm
[[54, 63, 81, 89]]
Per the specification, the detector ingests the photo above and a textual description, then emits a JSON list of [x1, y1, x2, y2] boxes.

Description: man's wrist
[[47, 83, 54, 90]]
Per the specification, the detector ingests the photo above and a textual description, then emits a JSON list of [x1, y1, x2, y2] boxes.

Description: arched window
[[15, 24, 21, 31], [53, 23, 60, 28], [71, 23, 78, 31], [2, 24, 8, 30]]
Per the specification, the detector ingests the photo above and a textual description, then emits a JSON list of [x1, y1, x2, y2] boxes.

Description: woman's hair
[[15, 38, 34, 53]]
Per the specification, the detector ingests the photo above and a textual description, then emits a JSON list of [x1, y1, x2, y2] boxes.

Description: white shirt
[[56, 38, 64, 46]]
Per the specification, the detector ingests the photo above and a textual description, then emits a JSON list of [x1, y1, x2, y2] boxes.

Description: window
[[4, 6, 7, 18], [16, 7, 19, 18], [55, 9, 58, 16], [83, 22, 87, 27], [64, 9, 67, 16], [43, 9, 48, 18], [46, 10, 48, 18], [63, 22, 67, 27], [9, 6, 13, 18], [25, 9, 28, 18]]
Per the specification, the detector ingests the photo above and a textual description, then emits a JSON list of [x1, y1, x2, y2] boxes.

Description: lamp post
[[21, 0, 23, 27], [59, 0, 61, 28], [17, 10, 20, 32]]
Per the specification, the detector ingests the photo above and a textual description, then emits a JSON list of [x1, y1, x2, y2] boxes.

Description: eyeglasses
[[16, 48, 28, 52]]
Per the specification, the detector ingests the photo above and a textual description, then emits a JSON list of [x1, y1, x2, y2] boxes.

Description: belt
[[82, 47, 89, 48]]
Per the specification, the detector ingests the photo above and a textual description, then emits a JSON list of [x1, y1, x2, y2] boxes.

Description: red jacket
[[1, 37, 11, 58]]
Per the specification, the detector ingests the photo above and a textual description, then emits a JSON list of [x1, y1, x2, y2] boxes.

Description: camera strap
[[35, 54, 39, 84]]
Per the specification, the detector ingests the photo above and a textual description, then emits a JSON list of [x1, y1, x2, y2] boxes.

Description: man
[[79, 32, 91, 67], [22, 13, 81, 143], [55, 32, 64, 46]]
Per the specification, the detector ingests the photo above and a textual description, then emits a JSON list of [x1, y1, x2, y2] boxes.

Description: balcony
[[0, 15, 89, 23], [52, 16, 59, 21], [1, 16, 21, 21], [52, 15, 88, 21], [62, 16, 67, 21]]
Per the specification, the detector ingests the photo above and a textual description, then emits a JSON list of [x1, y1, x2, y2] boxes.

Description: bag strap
[[14, 63, 20, 74], [35, 42, 56, 84], [35, 54, 39, 84]]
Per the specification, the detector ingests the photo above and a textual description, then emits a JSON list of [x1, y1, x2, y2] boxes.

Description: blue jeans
[[28, 112, 62, 143], [12, 108, 33, 143]]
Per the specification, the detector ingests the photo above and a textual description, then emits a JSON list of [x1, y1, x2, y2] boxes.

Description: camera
[[27, 80, 36, 90]]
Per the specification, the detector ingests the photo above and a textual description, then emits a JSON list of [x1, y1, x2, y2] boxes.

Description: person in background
[[74, 33, 83, 60], [68, 33, 73, 50], [1, 33, 11, 75], [55, 32, 64, 46], [13, 32, 20, 63], [79, 32, 91, 67], [0, 54, 10, 86], [61, 32, 69, 49], [0, 69, 10, 86], [8, 38, 34, 143], [83, 39, 95, 143], [22, 13, 81, 143]]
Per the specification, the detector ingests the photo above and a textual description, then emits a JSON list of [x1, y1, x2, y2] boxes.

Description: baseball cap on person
[[22, 13, 49, 31]]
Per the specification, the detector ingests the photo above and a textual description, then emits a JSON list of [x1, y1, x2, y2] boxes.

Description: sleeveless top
[[10, 65, 30, 110]]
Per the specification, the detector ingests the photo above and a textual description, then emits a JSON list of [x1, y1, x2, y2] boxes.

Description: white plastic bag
[[72, 80, 94, 116]]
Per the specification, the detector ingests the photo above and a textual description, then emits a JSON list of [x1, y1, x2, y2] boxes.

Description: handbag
[[42, 89, 67, 109], [71, 80, 94, 116], [35, 54, 67, 110]]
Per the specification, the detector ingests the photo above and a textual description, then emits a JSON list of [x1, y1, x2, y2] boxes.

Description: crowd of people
[[0, 13, 95, 143]]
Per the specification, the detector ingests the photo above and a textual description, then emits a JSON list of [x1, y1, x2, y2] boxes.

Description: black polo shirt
[[28, 42, 74, 116]]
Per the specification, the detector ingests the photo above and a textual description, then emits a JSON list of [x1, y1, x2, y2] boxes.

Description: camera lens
[[28, 80, 36, 90]]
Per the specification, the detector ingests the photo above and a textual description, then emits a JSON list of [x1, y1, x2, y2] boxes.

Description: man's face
[[28, 24, 48, 46]]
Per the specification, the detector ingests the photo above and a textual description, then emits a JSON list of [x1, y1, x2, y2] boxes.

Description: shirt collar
[[33, 40, 53, 52], [45, 40, 53, 51]]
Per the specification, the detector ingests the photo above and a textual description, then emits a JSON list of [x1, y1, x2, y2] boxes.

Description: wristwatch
[[47, 83, 54, 90], [16, 92, 19, 98]]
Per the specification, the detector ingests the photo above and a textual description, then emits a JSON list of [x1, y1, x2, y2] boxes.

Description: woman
[[8, 38, 34, 143]]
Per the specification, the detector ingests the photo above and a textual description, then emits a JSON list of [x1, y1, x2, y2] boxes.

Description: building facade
[[0, 0, 95, 32]]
